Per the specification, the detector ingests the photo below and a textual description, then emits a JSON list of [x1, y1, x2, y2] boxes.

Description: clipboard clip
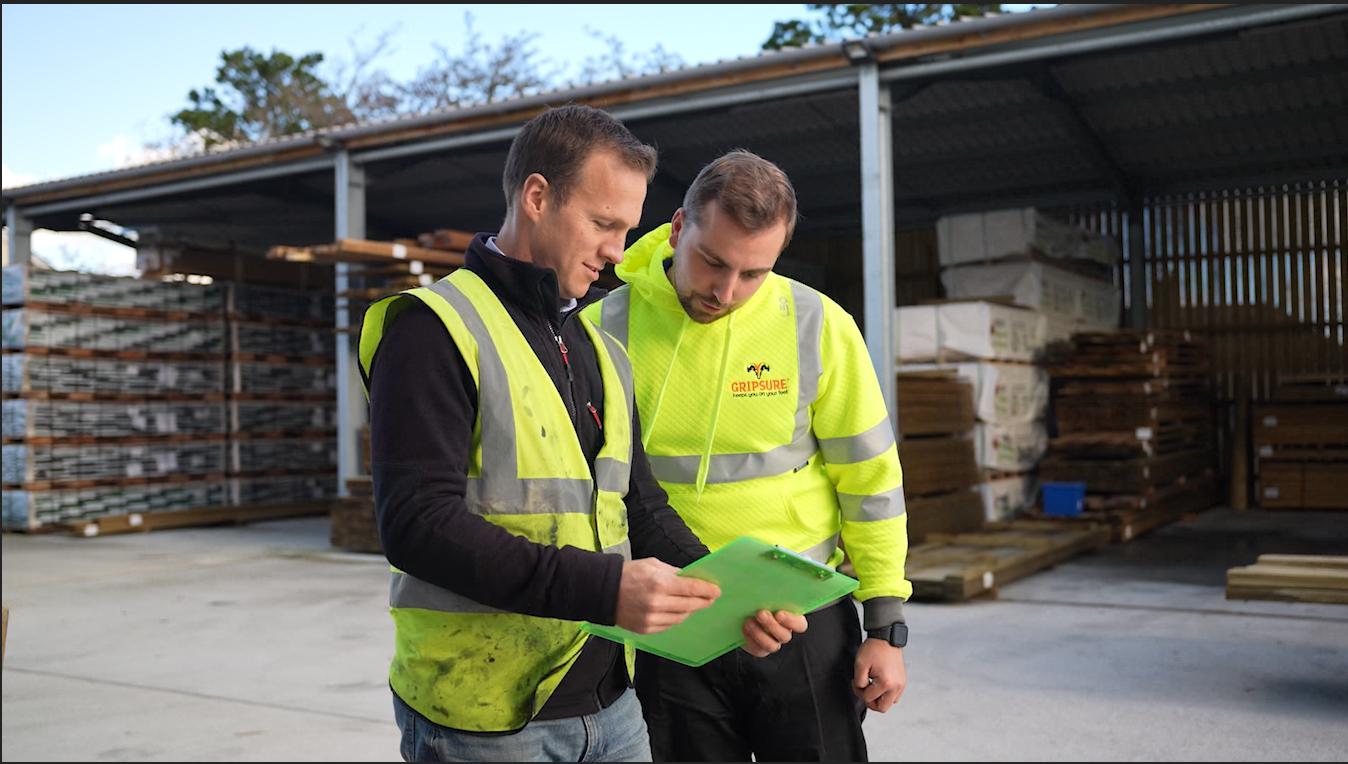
[[765, 546, 833, 580]]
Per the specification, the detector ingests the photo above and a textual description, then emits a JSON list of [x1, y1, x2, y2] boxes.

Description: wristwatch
[[866, 623, 909, 648]]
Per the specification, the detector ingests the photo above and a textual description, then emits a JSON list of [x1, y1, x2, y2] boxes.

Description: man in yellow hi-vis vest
[[359, 106, 802, 763], [582, 150, 912, 762]]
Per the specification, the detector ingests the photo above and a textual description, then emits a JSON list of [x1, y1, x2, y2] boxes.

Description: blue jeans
[[394, 687, 653, 762]]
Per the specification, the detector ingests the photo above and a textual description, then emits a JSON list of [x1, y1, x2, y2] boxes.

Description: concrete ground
[[2, 506, 1346, 762]]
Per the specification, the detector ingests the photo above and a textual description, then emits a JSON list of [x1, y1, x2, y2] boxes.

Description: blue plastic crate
[[1042, 482, 1086, 517]]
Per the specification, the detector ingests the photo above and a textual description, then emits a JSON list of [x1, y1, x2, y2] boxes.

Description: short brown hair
[[502, 102, 658, 212], [682, 149, 799, 249]]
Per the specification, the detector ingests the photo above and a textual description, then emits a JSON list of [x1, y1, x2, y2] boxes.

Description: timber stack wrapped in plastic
[[1, 264, 338, 532]]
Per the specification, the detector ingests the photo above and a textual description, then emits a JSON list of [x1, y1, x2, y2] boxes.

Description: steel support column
[[5, 206, 33, 265], [334, 151, 366, 497], [858, 63, 898, 434]]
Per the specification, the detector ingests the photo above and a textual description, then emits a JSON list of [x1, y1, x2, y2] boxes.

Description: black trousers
[[634, 598, 868, 762]]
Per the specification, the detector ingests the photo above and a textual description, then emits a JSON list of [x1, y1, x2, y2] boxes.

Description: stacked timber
[[267, 233, 469, 336], [901, 360, 1050, 523], [933, 206, 1123, 346], [894, 299, 1054, 524], [904, 523, 1111, 601], [330, 476, 381, 554], [1226, 554, 1348, 605], [893, 370, 983, 544], [1, 265, 348, 534], [224, 283, 339, 510], [1252, 374, 1348, 510], [2, 264, 230, 530], [1037, 329, 1219, 541], [267, 229, 471, 552]]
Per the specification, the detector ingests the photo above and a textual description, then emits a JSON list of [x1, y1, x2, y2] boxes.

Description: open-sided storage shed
[[4, 3, 1345, 505]]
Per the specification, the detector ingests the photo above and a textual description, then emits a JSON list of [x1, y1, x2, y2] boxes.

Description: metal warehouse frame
[[5, 3, 1345, 496]]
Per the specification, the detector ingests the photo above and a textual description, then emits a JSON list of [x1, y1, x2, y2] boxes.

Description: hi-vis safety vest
[[586, 274, 910, 604], [358, 268, 638, 733]]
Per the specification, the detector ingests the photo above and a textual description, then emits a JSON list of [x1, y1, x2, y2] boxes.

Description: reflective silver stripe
[[818, 419, 896, 465], [599, 286, 632, 349], [837, 485, 908, 523], [593, 319, 634, 408], [591, 324, 635, 492], [390, 570, 511, 613], [424, 279, 518, 491], [603, 538, 632, 561], [791, 282, 823, 441], [798, 534, 839, 565], [464, 476, 596, 515], [594, 457, 628, 495], [647, 433, 819, 484]]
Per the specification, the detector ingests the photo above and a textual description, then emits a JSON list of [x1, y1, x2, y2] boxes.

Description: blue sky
[[1, 3, 1047, 272]]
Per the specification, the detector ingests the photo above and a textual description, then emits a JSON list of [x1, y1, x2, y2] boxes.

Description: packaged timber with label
[[978, 471, 1040, 522], [894, 300, 1048, 364], [935, 207, 1121, 269], [969, 420, 1049, 473], [940, 257, 1122, 327]]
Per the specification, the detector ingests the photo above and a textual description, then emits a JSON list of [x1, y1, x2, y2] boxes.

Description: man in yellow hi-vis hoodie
[[582, 150, 910, 762]]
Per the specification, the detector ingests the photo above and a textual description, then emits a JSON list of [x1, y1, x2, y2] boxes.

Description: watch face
[[889, 623, 908, 647], [871, 624, 907, 647]]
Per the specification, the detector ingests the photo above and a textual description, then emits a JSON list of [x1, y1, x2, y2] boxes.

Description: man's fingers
[[773, 610, 808, 633], [669, 575, 721, 602]]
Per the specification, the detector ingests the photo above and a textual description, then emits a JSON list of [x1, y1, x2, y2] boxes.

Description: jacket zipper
[[546, 317, 578, 421], [547, 317, 601, 431]]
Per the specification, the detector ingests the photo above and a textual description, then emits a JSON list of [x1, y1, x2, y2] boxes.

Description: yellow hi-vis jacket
[[582, 224, 912, 614], [358, 268, 638, 732]]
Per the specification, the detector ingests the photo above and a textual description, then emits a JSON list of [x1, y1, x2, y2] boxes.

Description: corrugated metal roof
[[5, 4, 1346, 251]]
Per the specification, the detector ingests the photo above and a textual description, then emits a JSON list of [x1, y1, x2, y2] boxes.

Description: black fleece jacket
[[365, 233, 709, 725]]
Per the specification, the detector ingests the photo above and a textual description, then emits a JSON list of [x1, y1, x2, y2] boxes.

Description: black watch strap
[[866, 623, 909, 648]]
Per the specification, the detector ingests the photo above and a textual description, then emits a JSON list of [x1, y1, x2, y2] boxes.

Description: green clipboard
[[580, 536, 859, 667]]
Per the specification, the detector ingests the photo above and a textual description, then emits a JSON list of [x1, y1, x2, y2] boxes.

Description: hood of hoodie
[[615, 223, 685, 313]]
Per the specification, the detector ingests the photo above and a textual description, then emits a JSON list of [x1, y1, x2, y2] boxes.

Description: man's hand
[[852, 638, 907, 713], [741, 610, 808, 657], [614, 558, 721, 634]]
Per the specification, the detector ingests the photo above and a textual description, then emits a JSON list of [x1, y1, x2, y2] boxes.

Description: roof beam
[[17, 157, 336, 220], [1031, 62, 1138, 209]]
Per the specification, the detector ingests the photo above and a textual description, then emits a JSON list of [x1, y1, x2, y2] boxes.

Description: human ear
[[669, 207, 686, 247], [520, 173, 549, 222]]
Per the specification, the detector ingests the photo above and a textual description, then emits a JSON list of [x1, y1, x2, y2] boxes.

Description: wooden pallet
[[904, 523, 1111, 601], [1021, 471, 1218, 543], [1225, 554, 1348, 605], [60, 499, 335, 537]]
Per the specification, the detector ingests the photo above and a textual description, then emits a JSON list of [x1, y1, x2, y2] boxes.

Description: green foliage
[[164, 7, 1005, 153], [164, 12, 685, 153], [170, 47, 353, 150], [763, 3, 1003, 50]]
